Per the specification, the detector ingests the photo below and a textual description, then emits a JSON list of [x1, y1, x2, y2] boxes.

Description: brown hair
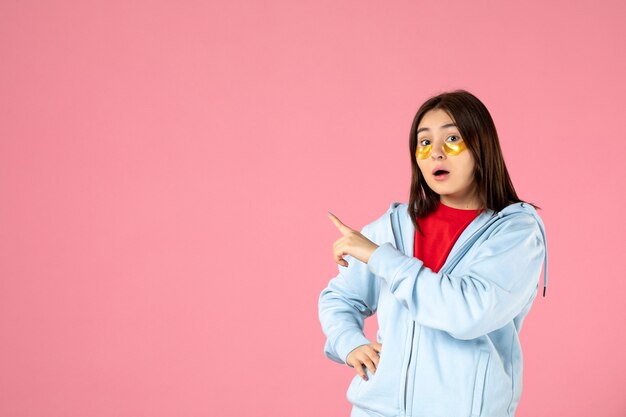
[[408, 89, 540, 235]]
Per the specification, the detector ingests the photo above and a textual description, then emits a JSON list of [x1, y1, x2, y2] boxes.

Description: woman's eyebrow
[[417, 123, 457, 133]]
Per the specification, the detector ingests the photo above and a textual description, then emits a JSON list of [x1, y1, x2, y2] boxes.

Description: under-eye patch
[[442, 140, 467, 156], [416, 140, 467, 159], [416, 144, 432, 160]]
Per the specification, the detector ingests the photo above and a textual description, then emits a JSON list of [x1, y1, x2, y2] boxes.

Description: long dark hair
[[408, 89, 540, 234]]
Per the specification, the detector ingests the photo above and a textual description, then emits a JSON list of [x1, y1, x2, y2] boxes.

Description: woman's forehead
[[418, 109, 457, 131]]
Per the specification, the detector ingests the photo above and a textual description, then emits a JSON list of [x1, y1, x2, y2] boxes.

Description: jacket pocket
[[471, 350, 490, 417], [346, 349, 403, 417], [347, 354, 380, 402], [346, 373, 363, 402]]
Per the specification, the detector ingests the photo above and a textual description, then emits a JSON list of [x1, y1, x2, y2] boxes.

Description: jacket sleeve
[[367, 213, 545, 340], [318, 223, 381, 365]]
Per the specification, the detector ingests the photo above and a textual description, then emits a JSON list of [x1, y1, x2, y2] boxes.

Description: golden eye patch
[[442, 140, 467, 156], [416, 139, 467, 159], [416, 144, 432, 160]]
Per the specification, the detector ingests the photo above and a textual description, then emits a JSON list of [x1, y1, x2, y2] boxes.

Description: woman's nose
[[430, 143, 446, 159]]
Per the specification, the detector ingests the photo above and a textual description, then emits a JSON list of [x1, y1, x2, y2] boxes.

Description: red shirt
[[414, 201, 483, 273]]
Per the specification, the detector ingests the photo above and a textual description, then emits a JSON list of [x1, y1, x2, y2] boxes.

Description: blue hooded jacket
[[318, 201, 548, 417]]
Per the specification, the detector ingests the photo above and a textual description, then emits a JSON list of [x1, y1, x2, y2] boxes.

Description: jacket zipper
[[390, 209, 414, 415], [403, 322, 415, 413], [395, 210, 505, 416], [392, 208, 419, 416]]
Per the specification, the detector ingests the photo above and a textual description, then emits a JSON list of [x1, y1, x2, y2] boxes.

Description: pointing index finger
[[327, 211, 352, 234]]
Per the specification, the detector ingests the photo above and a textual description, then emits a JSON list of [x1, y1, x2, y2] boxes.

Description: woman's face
[[416, 109, 480, 209]]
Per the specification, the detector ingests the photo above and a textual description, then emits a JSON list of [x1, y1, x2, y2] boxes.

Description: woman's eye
[[447, 135, 461, 142], [419, 139, 430, 146]]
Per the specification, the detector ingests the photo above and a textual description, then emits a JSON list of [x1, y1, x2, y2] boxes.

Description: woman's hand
[[327, 212, 379, 266], [346, 342, 383, 380]]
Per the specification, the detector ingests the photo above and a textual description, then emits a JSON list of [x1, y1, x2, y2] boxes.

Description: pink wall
[[1, 0, 625, 416]]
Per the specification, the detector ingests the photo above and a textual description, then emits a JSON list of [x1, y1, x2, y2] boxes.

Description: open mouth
[[433, 170, 449, 176]]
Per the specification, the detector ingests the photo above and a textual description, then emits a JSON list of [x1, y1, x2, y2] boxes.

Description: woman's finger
[[327, 212, 353, 236], [368, 349, 380, 368], [355, 362, 367, 380], [362, 356, 376, 375], [332, 244, 349, 267], [332, 250, 348, 267]]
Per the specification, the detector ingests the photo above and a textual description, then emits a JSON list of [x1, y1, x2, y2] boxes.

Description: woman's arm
[[319, 223, 381, 365], [367, 213, 545, 340]]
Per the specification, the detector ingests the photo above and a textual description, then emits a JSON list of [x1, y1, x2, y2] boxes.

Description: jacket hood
[[392, 201, 549, 297], [497, 202, 548, 297]]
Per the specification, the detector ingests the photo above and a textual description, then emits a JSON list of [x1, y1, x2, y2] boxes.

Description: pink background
[[1, 1, 625, 416]]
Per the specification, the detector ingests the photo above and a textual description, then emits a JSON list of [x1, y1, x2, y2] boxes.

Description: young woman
[[318, 90, 548, 417]]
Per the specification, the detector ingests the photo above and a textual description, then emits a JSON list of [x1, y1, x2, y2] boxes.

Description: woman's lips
[[433, 171, 450, 181]]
